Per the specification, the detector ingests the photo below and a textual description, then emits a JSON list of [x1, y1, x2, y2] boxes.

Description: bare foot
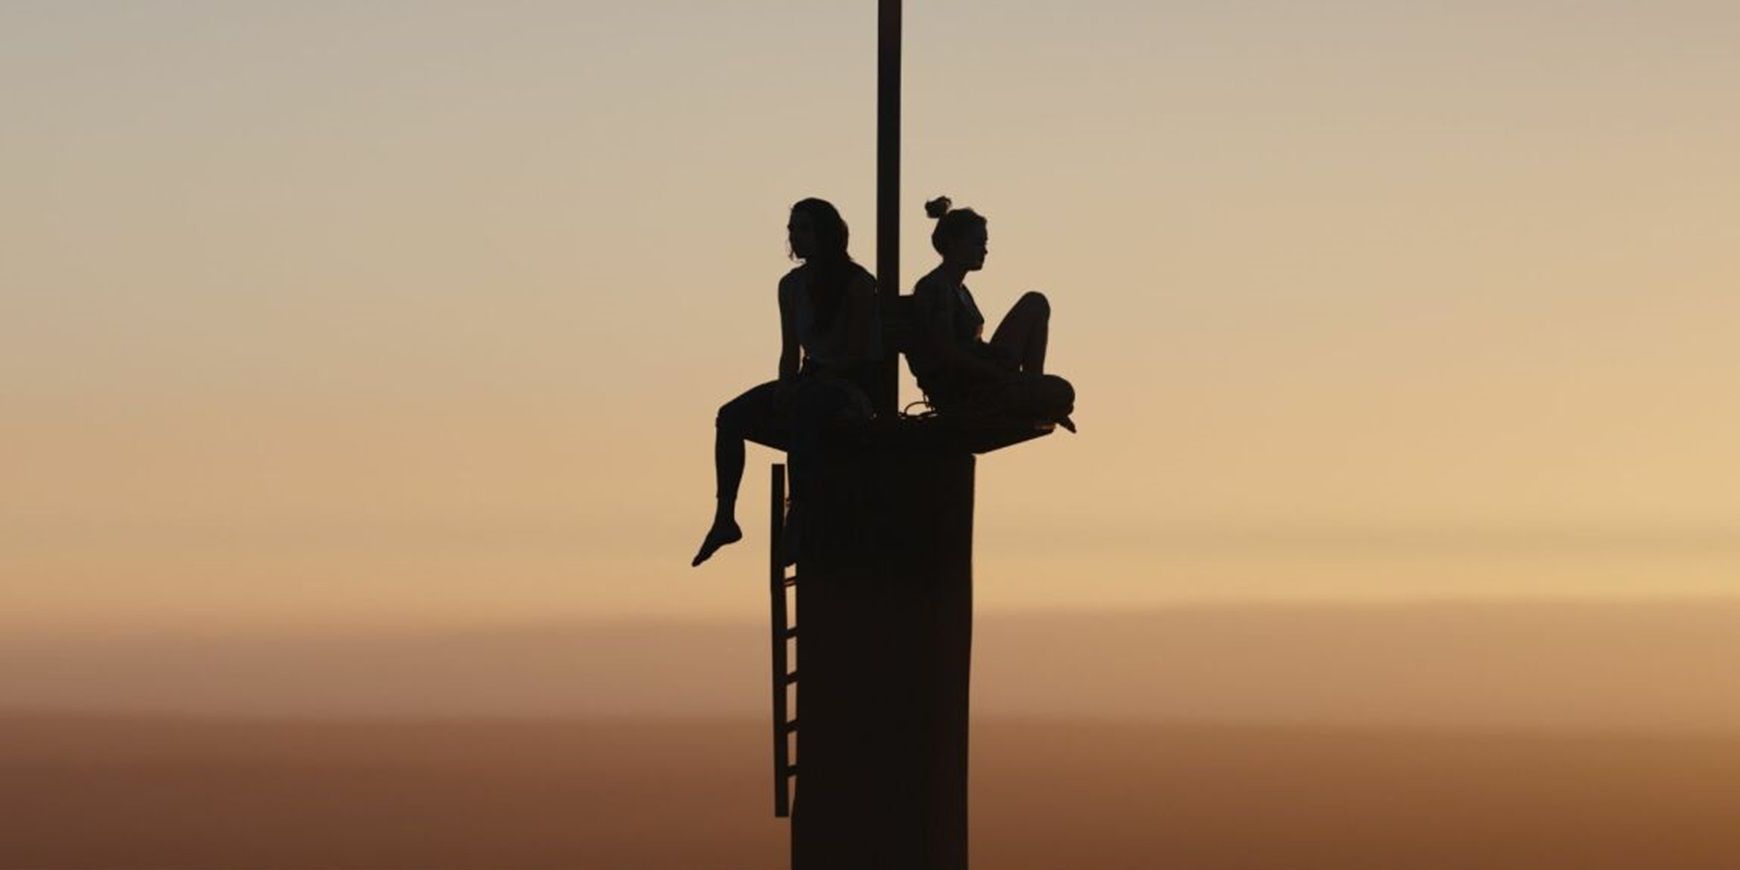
[[691, 520, 743, 567]]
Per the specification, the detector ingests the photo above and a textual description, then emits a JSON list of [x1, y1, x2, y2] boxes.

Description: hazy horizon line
[[10, 591, 1740, 641]]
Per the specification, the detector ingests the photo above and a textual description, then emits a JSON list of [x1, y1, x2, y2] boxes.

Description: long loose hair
[[790, 197, 855, 331]]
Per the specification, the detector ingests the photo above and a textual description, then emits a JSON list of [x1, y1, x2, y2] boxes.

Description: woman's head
[[788, 197, 855, 331], [925, 196, 988, 271], [789, 198, 849, 264]]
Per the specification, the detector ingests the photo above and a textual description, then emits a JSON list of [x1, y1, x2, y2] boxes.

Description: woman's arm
[[942, 335, 1011, 382], [777, 277, 801, 381], [917, 285, 1008, 382]]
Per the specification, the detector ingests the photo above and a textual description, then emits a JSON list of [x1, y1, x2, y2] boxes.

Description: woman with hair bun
[[692, 198, 881, 567], [908, 196, 1075, 430]]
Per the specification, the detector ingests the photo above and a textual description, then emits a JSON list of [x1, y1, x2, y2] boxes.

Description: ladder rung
[[785, 670, 798, 684], [785, 626, 798, 639], [786, 764, 798, 777], [784, 718, 798, 732], [784, 574, 797, 587]]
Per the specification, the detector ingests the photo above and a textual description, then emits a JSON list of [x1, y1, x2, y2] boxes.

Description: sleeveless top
[[908, 269, 993, 399], [779, 263, 882, 367]]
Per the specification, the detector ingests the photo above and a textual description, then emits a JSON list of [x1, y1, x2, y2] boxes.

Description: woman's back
[[908, 267, 987, 397], [781, 262, 882, 368]]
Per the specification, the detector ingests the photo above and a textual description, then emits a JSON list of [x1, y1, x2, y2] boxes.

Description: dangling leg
[[990, 290, 1049, 374], [694, 381, 781, 566], [693, 408, 748, 566]]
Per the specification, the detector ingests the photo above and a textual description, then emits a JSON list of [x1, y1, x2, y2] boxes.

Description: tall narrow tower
[[772, 4, 1057, 868]]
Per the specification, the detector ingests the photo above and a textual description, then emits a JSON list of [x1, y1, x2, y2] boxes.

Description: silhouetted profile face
[[788, 210, 819, 261], [949, 224, 989, 272]]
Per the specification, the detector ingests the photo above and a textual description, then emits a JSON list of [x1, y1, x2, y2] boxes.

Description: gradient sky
[[4, 1, 1738, 634]]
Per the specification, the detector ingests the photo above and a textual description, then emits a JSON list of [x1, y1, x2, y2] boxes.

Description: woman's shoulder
[[912, 268, 953, 299], [846, 263, 877, 296], [778, 266, 806, 298]]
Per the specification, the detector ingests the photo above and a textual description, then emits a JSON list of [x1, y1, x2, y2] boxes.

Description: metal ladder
[[769, 463, 798, 817]]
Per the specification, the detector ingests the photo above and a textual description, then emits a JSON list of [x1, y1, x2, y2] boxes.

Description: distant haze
[[4, 1, 1738, 633], [8, 602, 1740, 735]]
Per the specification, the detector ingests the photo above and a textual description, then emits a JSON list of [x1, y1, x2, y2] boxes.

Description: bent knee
[[1018, 290, 1051, 317], [1041, 373, 1074, 407], [716, 402, 746, 432]]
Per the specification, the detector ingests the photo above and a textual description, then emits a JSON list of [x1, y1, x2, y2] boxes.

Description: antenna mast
[[874, 0, 901, 416]]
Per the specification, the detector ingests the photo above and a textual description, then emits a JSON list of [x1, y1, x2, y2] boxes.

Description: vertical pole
[[874, 0, 901, 417]]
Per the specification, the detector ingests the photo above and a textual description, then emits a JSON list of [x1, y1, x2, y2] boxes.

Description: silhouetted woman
[[692, 198, 880, 567], [909, 196, 1075, 428]]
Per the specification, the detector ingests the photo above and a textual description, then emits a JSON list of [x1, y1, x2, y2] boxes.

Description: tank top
[[908, 270, 990, 397], [780, 263, 882, 366]]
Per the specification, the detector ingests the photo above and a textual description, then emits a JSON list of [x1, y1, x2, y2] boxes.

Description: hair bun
[[924, 196, 953, 219]]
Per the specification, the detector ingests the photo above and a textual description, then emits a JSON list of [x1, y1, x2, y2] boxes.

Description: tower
[[762, 4, 1058, 867]]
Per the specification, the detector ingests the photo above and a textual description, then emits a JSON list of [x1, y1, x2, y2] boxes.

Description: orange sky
[[4, 1, 1738, 632]]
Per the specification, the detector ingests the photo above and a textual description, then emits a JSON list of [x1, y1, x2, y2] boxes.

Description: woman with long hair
[[692, 198, 880, 567], [909, 196, 1075, 429]]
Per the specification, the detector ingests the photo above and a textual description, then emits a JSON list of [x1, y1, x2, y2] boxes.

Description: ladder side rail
[[770, 463, 793, 818]]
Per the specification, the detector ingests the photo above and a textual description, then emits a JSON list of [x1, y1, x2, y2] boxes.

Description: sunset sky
[[5, 1, 1738, 635]]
